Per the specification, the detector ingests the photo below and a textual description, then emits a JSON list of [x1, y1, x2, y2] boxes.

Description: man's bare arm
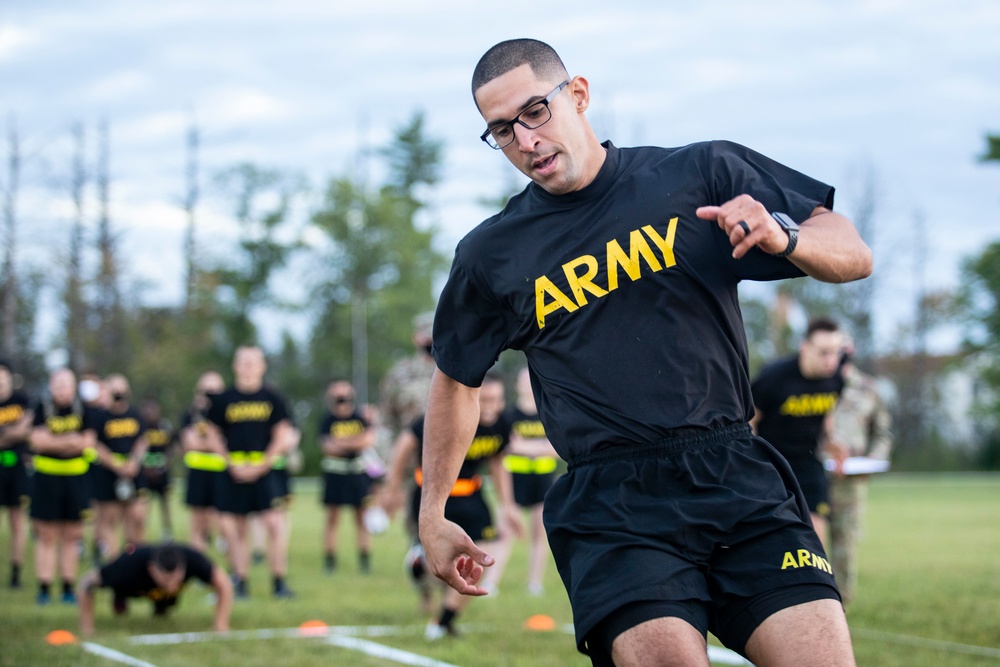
[[697, 198, 873, 283], [418, 368, 492, 595]]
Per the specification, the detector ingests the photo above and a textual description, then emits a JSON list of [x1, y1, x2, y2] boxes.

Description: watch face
[[772, 212, 800, 231]]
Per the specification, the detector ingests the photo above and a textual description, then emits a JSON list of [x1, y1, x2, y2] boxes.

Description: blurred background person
[[179, 372, 227, 553], [29, 368, 101, 605], [318, 379, 376, 574], [204, 346, 295, 599], [78, 542, 233, 636], [0, 359, 33, 589], [91, 374, 148, 561], [825, 345, 894, 603], [751, 318, 845, 544], [136, 398, 176, 541], [500, 366, 560, 596]]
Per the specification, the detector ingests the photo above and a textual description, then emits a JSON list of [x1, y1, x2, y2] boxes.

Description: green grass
[[0, 474, 998, 666]]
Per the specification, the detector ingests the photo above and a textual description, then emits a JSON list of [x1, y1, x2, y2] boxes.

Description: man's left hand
[[696, 195, 790, 258]]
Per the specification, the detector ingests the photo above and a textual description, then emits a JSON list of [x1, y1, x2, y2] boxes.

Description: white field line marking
[[82, 642, 159, 667], [706, 645, 753, 665], [853, 628, 1000, 660], [127, 624, 422, 645], [327, 635, 461, 667]]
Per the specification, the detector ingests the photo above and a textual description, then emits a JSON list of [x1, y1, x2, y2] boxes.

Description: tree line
[[1, 115, 998, 471]]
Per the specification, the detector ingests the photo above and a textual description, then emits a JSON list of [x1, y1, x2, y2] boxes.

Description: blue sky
[[3, 1, 999, 352]]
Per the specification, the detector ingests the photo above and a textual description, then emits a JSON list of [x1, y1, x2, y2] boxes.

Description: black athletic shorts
[[185, 468, 223, 509], [322, 471, 372, 508], [0, 463, 31, 508], [512, 471, 555, 508], [544, 423, 840, 662], [216, 469, 283, 515], [137, 468, 170, 496], [412, 486, 497, 543], [91, 465, 129, 503], [30, 471, 93, 522], [272, 468, 292, 499]]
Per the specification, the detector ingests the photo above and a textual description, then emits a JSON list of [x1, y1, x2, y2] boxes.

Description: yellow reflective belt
[[183, 451, 228, 472], [33, 455, 90, 476], [321, 456, 366, 474], [229, 451, 266, 465], [503, 455, 558, 475]]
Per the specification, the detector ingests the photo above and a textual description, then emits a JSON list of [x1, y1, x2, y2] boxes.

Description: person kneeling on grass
[[78, 543, 233, 636]]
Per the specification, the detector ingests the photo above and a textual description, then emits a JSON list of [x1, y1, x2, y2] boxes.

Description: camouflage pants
[[828, 474, 870, 604]]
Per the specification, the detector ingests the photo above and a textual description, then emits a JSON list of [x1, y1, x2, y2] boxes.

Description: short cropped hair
[[472, 38, 569, 104], [805, 317, 840, 340], [152, 545, 187, 573]]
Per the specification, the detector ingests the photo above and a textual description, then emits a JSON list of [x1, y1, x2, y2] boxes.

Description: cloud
[[0, 23, 39, 60]]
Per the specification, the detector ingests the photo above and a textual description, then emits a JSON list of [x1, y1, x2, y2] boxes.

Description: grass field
[[0, 473, 998, 666]]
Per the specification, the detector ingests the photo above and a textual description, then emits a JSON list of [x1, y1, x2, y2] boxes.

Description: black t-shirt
[[99, 544, 214, 598], [506, 405, 547, 442], [411, 413, 511, 479], [95, 406, 146, 455], [143, 419, 173, 468], [433, 141, 830, 461], [0, 391, 31, 458], [751, 356, 844, 465], [206, 386, 289, 453], [317, 410, 370, 460], [31, 400, 102, 459]]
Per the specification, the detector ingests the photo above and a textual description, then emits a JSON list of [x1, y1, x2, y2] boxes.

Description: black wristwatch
[[769, 212, 799, 258]]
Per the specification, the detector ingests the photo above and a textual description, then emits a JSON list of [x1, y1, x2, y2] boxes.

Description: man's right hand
[[419, 514, 495, 596]]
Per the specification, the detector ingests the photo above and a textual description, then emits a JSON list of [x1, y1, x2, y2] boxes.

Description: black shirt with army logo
[[751, 356, 844, 468], [411, 413, 511, 479], [95, 406, 146, 455], [0, 391, 31, 462], [143, 419, 174, 470], [31, 400, 102, 459], [317, 409, 370, 461], [433, 141, 830, 462], [99, 544, 214, 599], [206, 385, 289, 453], [506, 405, 547, 443]]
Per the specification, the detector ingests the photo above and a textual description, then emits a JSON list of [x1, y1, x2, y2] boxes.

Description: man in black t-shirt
[[0, 360, 33, 589], [136, 399, 176, 540], [29, 368, 102, 606], [91, 374, 149, 562], [384, 373, 520, 638], [502, 366, 560, 596], [179, 371, 227, 553], [78, 542, 232, 635], [204, 346, 295, 599], [752, 317, 846, 545], [318, 379, 376, 574], [419, 39, 872, 667]]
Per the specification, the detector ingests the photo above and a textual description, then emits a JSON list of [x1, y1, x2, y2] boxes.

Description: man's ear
[[569, 76, 590, 113]]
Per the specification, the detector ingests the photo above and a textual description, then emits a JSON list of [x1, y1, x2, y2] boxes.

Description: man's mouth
[[533, 153, 557, 173]]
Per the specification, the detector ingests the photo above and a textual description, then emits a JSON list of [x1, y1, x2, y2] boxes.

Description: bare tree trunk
[[1, 117, 19, 361], [94, 116, 125, 367], [183, 122, 199, 310], [67, 122, 87, 371]]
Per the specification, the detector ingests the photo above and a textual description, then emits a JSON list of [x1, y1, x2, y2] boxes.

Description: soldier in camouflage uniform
[[379, 312, 437, 460], [825, 351, 893, 603], [378, 312, 437, 600]]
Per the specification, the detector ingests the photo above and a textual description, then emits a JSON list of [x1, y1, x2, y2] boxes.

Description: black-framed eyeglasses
[[480, 80, 570, 150]]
